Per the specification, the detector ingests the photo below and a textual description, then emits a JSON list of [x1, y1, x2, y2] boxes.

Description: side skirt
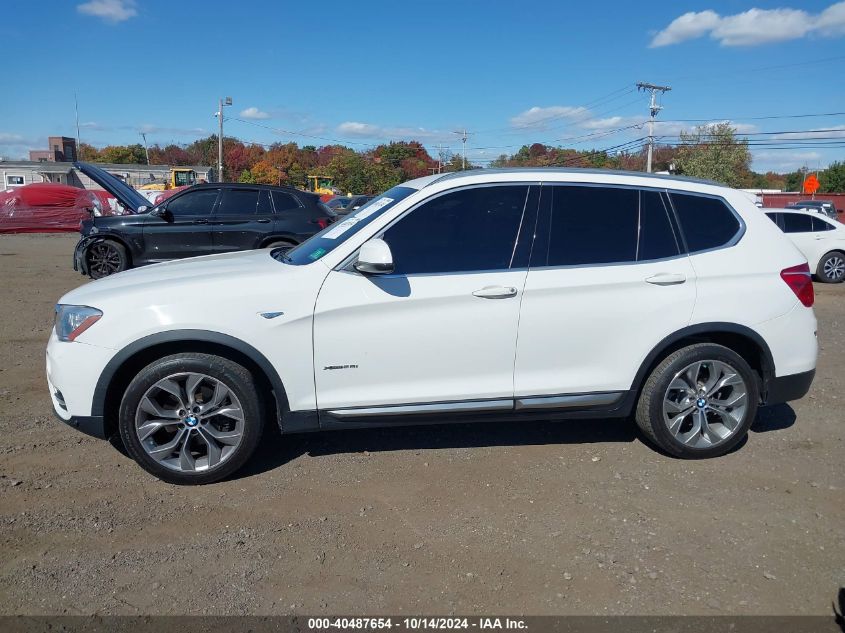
[[297, 391, 635, 433]]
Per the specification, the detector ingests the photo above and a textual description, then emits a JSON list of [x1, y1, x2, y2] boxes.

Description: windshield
[[278, 186, 417, 265]]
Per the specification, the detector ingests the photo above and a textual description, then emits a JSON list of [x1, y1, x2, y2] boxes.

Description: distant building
[[0, 161, 214, 190], [29, 136, 78, 163]]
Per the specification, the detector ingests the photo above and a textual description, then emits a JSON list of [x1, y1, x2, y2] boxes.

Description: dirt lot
[[0, 233, 843, 616]]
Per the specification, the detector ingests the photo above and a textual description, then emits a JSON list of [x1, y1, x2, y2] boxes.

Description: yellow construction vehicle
[[139, 168, 197, 191], [307, 175, 335, 197]]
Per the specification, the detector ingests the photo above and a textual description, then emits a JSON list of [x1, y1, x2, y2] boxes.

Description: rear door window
[[811, 215, 835, 231], [542, 186, 680, 266], [272, 191, 301, 213], [217, 188, 260, 215], [669, 193, 742, 253], [782, 213, 814, 233]]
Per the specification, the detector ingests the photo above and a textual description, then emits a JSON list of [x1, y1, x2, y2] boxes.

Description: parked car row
[[326, 195, 375, 215], [765, 207, 845, 283], [785, 199, 838, 219], [73, 162, 336, 278], [49, 168, 818, 484]]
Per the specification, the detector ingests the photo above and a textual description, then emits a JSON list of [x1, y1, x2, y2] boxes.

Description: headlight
[[54, 305, 102, 342]]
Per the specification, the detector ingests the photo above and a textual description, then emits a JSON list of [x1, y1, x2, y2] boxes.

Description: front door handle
[[256, 218, 271, 224], [645, 273, 686, 286], [192, 218, 209, 225], [472, 286, 518, 299]]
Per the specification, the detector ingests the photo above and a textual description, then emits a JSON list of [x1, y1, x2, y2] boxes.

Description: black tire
[[816, 251, 845, 283], [635, 343, 758, 459], [118, 353, 265, 485], [265, 240, 296, 252], [87, 240, 129, 279]]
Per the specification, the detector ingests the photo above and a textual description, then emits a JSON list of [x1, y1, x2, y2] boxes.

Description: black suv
[[73, 162, 335, 278]]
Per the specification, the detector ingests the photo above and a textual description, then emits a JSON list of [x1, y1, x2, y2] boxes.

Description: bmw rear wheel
[[635, 343, 758, 458], [119, 353, 264, 485]]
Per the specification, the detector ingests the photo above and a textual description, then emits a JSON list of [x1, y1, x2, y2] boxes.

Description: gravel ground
[[0, 233, 843, 616]]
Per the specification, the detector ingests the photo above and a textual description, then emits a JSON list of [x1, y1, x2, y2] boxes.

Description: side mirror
[[354, 238, 394, 275], [150, 206, 166, 218]]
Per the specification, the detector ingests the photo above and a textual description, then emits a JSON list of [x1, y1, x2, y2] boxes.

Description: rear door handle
[[645, 273, 686, 286], [472, 286, 518, 299], [192, 218, 209, 225], [257, 218, 271, 224]]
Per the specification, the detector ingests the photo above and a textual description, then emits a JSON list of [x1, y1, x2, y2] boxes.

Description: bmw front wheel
[[118, 353, 264, 484]]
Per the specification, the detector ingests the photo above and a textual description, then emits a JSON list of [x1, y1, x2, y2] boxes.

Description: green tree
[[784, 171, 803, 192], [674, 123, 751, 188], [238, 169, 256, 183], [99, 143, 147, 164], [819, 161, 845, 193]]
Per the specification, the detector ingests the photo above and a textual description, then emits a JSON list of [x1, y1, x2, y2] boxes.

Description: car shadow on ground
[[234, 403, 799, 481], [751, 403, 797, 433], [235, 416, 639, 480]]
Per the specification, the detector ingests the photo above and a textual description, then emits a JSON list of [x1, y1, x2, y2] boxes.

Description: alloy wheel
[[823, 255, 845, 281], [662, 360, 748, 449], [134, 372, 245, 473], [88, 243, 121, 276]]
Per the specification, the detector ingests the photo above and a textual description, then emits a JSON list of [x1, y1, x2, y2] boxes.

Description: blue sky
[[2, 0, 844, 173]]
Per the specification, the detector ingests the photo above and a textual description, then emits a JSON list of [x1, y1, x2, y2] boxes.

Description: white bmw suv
[[47, 169, 818, 484]]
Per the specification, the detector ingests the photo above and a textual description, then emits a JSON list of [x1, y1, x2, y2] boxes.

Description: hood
[[74, 162, 151, 214], [61, 249, 292, 308]]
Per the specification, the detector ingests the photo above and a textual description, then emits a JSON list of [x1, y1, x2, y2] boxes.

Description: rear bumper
[[764, 369, 815, 405]]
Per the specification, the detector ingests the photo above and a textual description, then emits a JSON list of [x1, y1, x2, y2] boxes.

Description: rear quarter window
[[670, 193, 742, 253]]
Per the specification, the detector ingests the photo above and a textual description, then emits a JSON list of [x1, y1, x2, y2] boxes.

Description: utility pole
[[74, 93, 81, 161], [217, 96, 232, 182], [140, 132, 150, 165], [636, 82, 671, 173], [452, 130, 471, 170], [436, 143, 449, 174]]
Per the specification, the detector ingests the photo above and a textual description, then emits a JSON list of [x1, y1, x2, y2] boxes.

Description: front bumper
[[51, 407, 108, 439], [73, 235, 105, 276], [46, 331, 117, 438]]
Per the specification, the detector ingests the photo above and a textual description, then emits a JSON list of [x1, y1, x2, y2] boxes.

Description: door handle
[[192, 218, 209, 224], [472, 286, 518, 299], [256, 218, 271, 223], [645, 273, 686, 286]]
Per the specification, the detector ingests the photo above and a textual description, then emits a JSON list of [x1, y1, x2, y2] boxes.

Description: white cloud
[[337, 122, 380, 136], [817, 1, 845, 35], [240, 107, 271, 120], [650, 2, 845, 47], [714, 8, 813, 45], [336, 121, 451, 141], [77, 0, 137, 23], [509, 106, 588, 129], [650, 10, 721, 47]]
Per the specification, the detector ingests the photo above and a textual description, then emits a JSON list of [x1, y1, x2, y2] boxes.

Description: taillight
[[780, 263, 814, 307], [313, 218, 330, 229]]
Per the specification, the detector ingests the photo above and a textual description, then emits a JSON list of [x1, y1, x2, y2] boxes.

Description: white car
[[765, 208, 845, 283], [47, 169, 819, 484]]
